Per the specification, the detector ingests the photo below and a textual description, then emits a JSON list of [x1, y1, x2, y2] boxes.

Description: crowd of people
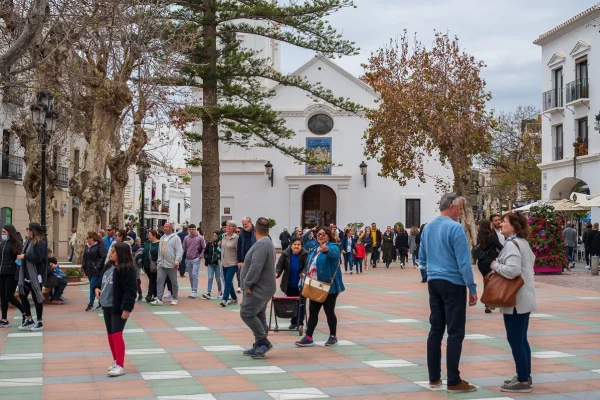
[[0, 191, 550, 393]]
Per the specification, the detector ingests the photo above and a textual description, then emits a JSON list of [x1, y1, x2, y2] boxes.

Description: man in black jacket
[[370, 222, 383, 268], [177, 225, 189, 277], [237, 217, 256, 293]]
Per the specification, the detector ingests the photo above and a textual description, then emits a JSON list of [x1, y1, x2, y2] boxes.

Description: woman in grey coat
[[490, 212, 536, 394]]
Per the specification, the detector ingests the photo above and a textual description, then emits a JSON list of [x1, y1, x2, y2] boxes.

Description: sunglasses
[[317, 232, 327, 237]]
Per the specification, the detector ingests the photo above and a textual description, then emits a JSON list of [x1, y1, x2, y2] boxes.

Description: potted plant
[[528, 203, 566, 274], [65, 269, 82, 283]]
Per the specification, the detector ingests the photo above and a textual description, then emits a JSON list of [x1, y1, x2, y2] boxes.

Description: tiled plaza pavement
[[3, 263, 600, 399]]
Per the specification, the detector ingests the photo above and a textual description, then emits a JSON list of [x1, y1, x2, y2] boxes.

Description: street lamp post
[[137, 152, 151, 243], [264, 161, 274, 187], [30, 92, 58, 237], [359, 161, 368, 188]]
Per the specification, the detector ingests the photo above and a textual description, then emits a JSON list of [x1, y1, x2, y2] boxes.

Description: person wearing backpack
[[475, 220, 503, 314], [182, 224, 206, 299]]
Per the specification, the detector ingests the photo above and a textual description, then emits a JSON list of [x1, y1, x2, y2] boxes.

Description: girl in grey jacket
[[490, 212, 536, 394]]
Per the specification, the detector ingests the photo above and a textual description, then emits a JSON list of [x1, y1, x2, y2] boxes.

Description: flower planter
[[66, 276, 81, 283], [534, 266, 562, 274]]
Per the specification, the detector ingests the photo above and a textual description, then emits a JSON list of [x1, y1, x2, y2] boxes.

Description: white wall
[[538, 21, 600, 201], [190, 57, 453, 246]]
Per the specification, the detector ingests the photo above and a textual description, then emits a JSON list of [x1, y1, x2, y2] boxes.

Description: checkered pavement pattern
[[2, 263, 600, 399]]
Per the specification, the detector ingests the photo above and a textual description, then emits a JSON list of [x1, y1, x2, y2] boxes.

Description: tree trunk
[[109, 176, 125, 228], [452, 168, 476, 248], [201, 1, 220, 239], [71, 106, 121, 263]]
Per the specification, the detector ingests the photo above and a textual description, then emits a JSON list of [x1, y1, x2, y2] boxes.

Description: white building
[[534, 4, 600, 220], [124, 166, 191, 232], [190, 55, 453, 246]]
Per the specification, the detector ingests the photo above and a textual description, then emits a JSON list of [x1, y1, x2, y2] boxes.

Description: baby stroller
[[268, 295, 307, 336]]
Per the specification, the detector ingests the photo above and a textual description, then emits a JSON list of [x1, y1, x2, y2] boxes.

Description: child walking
[[94, 242, 138, 377], [354, 239, 366, 274]]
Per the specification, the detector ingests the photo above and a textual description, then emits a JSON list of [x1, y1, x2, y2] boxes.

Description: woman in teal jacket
[[296, 226, 345, 348]]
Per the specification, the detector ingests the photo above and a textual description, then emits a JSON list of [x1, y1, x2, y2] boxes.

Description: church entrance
[[302, 185, 337, 229]]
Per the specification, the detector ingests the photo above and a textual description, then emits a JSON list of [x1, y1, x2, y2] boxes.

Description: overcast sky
[[280, 0, 599, 112]]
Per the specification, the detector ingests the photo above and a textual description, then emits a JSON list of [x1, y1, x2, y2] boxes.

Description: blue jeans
[[343, 252, 353, 272], [207, 263, 222, 294], [412, 252, 418, 265], [89, 276, 100, 306], [565, 246, 574, 263], [222, 266, 238, 302], [503, 309, 531, 382], [427, 279, 467, 386], [419, 267, 427, 281], [354, 258, 363, 273]]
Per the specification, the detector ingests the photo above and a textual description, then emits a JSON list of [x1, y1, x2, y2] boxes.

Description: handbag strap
[[510, 239, 520, 251], [329, 265, 340, 285]]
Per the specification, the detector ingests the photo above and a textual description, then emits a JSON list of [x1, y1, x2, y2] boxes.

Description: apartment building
[[534, 5, 600, 214]]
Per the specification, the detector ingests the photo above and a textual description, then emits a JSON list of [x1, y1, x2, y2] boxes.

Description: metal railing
[[0, 155, 24, 180], [566, 78, 589, 103], [554, 146, 563, 161], [57, 166, 68, 188], [543, 88, 563, 111]]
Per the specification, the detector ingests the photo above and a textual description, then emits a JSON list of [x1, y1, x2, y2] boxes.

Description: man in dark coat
[[237, 217, 256, 292], [177, 225, 189, 277]]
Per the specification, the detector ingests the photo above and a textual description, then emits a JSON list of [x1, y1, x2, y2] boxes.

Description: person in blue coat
[[302, 228, 318, 253], [296, 226, 345, 348]]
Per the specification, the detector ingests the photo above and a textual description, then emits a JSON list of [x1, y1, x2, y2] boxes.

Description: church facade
[[190, 55, 453, 245]]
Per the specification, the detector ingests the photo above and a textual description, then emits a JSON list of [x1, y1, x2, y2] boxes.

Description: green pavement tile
[[0, 386, 43, 396], [147, 380, 207, 396], [250, 377, 310, 390], [127, 354, 177, 364], [124, 340, 161, 349], [221, 358, 271, 368], [558, 357, 600, 369], [347, 354, 394, 362], [133, 362, 187, 372], [0, 364, 42, 373]]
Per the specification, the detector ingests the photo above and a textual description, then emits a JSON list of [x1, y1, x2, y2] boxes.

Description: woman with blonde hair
[[220, 220, 239, 307]]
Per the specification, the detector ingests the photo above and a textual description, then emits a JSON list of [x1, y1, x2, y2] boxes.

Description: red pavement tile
[[96, 380, 154, 398], [292, 369, 359, 387]]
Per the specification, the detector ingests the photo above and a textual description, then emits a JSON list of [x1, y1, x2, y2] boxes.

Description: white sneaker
[[171, 299, 178, 305], [150, 299, 163, 306], [236, 288, 242, 294], [108, 361, 116, 372], [188, 291, 197, 299], [586, 265, 591, 270], [107, 365, 125, 377]]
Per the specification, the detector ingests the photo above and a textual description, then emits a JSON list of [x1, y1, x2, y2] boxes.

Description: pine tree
[[170, 0, 362, 237], [528, 204, 567, 271]]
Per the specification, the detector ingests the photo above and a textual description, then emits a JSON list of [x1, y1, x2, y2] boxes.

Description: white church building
[[190, 49, 453, 245]]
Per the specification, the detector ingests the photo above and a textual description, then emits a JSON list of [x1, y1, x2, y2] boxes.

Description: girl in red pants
[[94, 242, 137, 377]]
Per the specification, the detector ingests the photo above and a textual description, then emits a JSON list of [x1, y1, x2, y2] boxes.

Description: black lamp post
[[137, 151, 151, 243], [595, 112, 600, 132], [30, 92, 58, 237], [359, 161, 368, 187], [264, 161, 274, 187]]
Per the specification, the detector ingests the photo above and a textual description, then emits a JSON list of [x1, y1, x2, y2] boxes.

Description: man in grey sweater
[[240, 217, 276, 359], [563, 223, 578, 270]]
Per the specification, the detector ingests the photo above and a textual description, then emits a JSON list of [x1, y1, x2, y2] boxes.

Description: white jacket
[[493, 237, 537, 315]]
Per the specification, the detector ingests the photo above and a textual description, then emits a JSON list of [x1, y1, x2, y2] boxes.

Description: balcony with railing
[[543, 88, 563, 112], [0, 155, 24, 180], [57, 166, 69, 188], [553, 146, 563, 161], [161, 200, 170, 213], [566, 78, 590, 104]]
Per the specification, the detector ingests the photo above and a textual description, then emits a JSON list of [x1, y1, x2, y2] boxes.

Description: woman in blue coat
[[296, 227, 345, 347]]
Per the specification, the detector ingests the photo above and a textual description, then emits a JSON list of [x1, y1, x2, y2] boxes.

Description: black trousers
[[146, 269, 172, 299], [398, 248, 408, 264], [19, 281, 44, 321], [103, 307, 128, 333], [0, 274, 23, 320], [371, 247, 380, 265], [306, 292, 339, 337], [427, 279, 467, 387], [50, 278, 68, 301]]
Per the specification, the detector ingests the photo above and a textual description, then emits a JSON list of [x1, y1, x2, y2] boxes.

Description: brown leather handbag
[[481, 241, 525, 308]]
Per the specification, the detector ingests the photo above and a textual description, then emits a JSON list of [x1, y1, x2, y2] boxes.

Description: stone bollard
[[592, 256, 600, 276]]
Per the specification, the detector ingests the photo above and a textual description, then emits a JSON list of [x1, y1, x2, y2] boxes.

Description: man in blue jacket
[[420, 193, 478, 394], [237, 217, 256, 293]]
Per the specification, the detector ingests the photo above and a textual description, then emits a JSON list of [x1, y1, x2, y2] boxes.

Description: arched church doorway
[[302, 185, 337, 229]]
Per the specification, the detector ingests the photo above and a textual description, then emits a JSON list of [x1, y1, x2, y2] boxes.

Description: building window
[[406, 199, 421, 228], [554, 67, 563, 107], [576, 118, 588, 156], [576, 57, 588, 98], [307, 113, 334, 135], [0, 207, 12, 225], [74, 149, 80, 174], [554, 124, 563, 160]]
